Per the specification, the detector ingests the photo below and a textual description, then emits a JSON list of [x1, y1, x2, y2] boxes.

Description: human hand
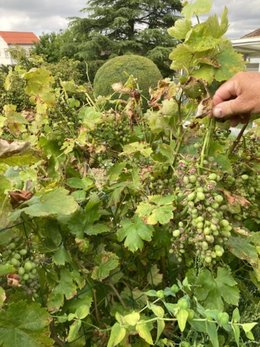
[[212, 72, 260, 125]]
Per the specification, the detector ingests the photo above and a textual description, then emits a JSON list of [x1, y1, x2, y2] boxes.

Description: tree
[[69, 0, 182, 77]]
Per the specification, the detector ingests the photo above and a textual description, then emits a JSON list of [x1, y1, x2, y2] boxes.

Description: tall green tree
[[70, 0, 182, 77]]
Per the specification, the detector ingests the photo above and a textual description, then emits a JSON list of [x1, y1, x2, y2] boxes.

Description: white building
[[232, 29, 260, 72], [0, 31, 39, 65]]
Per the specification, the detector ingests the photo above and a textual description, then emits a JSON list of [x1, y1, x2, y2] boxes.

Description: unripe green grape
[[183, 176, 189, 184], [208, 173, 218, 181], [204, 256, 212, 264], [9, 243, 16, 250], [19, 249, 27, 256], [18, 267, 25, 275], [241, 174, 249, 180], [214, 195, 224, 203], [189, 175, 197, 183], [10, 258, 20, 267], [24, 261, 34, 272], [187, 192, 196, 201], [201, 241, 208, 250], [172, 229, 180, 237], [196, 192, 205, 201], [197, 222, 204, 229], [23, 274, 29, 281]]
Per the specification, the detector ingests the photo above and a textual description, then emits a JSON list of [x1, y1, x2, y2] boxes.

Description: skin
[[212, 71, 260, 125]]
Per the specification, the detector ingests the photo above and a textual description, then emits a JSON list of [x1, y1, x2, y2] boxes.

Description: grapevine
[[0, 1, 259, 346]]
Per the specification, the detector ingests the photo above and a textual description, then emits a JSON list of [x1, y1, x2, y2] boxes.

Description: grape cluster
[[92, 116, 132, 148], [0, 241, 40, 292], [169, 166, 232, 265]]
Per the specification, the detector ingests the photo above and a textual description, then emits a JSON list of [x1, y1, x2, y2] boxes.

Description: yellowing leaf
[[136, 321, 153, 345], [168, 19, 192, 40], [67, 320, 82, 343], [120, 142, 153, 158], [107, 323, 126, 347], [182, 0, 212, 19], [123, 312, 140, 326], [176, 309, 189, 332]]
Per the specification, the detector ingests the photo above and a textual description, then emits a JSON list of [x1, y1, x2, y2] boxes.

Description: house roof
[[0, 31, 39, 45], [241, 28, 260, 38]]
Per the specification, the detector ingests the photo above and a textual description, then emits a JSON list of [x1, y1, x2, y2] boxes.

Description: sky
[[0, 0, 259, 39]]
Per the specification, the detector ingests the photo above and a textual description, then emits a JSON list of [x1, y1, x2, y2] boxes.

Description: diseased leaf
[[147, 265, 163, 286], [227, 236, 258, 266], [12, 188, 78, 220], [48, 269, 84, 312], [91, 251, 119, 281]]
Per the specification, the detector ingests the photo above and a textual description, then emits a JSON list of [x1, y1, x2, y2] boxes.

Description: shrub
[[93, 54, 162, 100]]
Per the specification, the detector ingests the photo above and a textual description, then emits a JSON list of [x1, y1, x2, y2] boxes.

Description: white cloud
[[0, 0, 258, 38]]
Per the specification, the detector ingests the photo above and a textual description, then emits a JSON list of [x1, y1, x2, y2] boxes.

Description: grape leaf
[[91, 251, 119, 281], [67, 320, 82, 343], [12, 188, 78, 219], [215, 42, 245, 82], [48, 269, 84, 312], [182, 0, 212, 19], [194, 267, 239, 310], [107, 323, 126, 347], [117, 216, 154, 252], [79, 106, 103, 130], [147, 265, 163, 286], [176, 309, 189, 332], [136, 321, 153, 345], [227, 236, 258, 266], [168, 18, 192, 40], [136, 195, 175, 225], [120, 142, 153, 158], [0, 301, 53, 347]]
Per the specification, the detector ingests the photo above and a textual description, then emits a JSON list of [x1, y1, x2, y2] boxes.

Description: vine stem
[[229, 121, 249, 155], [199, 117, 216, 172]]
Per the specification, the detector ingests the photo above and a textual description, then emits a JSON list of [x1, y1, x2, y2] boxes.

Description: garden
[[0, 0, 259, 346]]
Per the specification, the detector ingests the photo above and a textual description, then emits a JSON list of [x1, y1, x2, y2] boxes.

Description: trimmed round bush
[[93, 55, 162, 100]]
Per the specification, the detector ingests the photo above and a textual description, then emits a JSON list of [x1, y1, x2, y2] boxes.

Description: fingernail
[[213, 107, 222, 118]]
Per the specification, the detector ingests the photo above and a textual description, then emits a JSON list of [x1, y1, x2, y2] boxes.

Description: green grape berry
[[24, 261, 34, 272]]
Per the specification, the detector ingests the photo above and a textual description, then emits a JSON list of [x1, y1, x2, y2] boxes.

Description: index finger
[[213, 80, 237, 106]]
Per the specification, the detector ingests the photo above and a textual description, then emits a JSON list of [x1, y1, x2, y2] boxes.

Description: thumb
[[212, 98, 243, 118]]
